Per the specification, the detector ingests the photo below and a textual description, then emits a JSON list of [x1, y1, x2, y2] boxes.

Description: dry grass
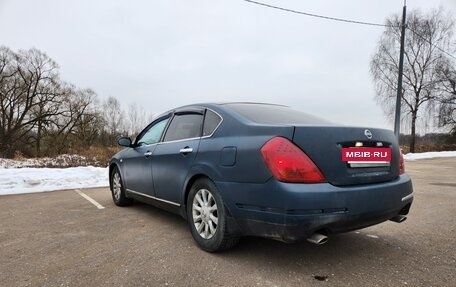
[[76, 146, 123, 166], [6, 146, 121, 168]]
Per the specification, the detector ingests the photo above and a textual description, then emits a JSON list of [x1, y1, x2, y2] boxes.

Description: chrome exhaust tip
[[307, 233, 328, 245], [390, 215, 407, 223]]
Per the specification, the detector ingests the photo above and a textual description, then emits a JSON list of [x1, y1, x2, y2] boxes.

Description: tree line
[[2, 8, 455, 158], [0, 46, 151, 158]]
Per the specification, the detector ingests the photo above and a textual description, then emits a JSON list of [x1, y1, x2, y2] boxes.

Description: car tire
[[187, 178, 239, 252], [110, 166, 133, 206]]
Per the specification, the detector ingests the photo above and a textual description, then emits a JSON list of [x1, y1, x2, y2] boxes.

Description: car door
[[122, 116, 170, 197], [152, 110, 204, 205]]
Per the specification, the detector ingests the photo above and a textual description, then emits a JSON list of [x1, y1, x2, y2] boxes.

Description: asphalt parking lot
[[1, 158, 455, 287]]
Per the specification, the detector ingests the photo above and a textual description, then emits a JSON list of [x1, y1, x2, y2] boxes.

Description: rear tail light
[[260, 137, 326, 183], [399, 149, 405, 174]]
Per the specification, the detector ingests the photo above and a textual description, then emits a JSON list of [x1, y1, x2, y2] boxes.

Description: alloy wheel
[[192, 188, 218, 239], [112, 172, 122, 201]]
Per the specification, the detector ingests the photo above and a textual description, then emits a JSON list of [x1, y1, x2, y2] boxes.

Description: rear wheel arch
[[183, 173, 234, 220], [182, 164, 222, 214], [183, 174, 209, 219]]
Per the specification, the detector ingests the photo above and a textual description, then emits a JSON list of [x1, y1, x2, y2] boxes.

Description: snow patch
[[404, 151, 456, 161], [0, 166, 109, 195], [0, 154, 99, 168]]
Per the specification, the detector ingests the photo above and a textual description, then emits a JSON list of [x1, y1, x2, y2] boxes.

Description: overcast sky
[[1, 0, 455, 130]]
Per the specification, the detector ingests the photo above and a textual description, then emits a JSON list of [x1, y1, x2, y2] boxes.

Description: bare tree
[[102, 96, 124, 145], [0, 46, 155, 157], [0, 47, 62, 157], [436, 62, 456, 133], [70, 89, 103, 148], [370, 9, 455, 152], [126, 102, 149, 137], [47, 86, 102, 153], [0, 46, 107, 157]]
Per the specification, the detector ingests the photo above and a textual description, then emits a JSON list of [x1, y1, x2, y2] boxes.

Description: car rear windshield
[[224, 103, 331, 125]]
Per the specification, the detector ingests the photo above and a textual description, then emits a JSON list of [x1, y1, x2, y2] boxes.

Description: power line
[[406, 27, 456, 60], [243, 0, 456, 61], [243, 0, 397, 28]]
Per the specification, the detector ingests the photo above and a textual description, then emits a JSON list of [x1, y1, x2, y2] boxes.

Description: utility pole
[[394, 1, 407, 140]]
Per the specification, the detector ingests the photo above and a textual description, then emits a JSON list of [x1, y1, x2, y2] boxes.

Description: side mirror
[[117, 137, 132, 147]]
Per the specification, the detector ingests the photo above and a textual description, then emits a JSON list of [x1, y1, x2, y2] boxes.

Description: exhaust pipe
[[390, 215, 407, 223], [307, 233, 328, 245]]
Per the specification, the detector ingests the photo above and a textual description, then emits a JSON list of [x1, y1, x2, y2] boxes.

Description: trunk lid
[[292, 125, 400, 186]]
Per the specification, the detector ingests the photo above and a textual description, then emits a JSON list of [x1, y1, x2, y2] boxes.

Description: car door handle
[[179, 147, 193, 154], [144, 151, 153, 157]]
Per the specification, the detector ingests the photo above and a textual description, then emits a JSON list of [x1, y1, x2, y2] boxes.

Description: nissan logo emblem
[[364, 129, 373, 139]]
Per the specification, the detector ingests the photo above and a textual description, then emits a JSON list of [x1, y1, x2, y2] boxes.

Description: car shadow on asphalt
[[124, 201, 188, 226], [125, 201, 408, 261]]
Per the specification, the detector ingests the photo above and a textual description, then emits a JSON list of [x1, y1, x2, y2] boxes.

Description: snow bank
[[403, 151, 456, 161], [0, 154, 99, 168], [0, 166, 109, 195]]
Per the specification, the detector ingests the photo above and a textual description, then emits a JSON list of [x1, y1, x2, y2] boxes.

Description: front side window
[[136, 118, 169, 146], [163, 114, 203, 142]]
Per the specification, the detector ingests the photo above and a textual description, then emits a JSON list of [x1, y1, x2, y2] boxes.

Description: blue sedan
[[109, 103, 413, 252]]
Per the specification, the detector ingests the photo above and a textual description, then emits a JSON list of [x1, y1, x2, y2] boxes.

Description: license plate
[[341, 147, 392, 163]]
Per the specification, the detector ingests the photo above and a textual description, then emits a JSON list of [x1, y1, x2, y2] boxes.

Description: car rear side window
[[164, 113, 203, 142], [203, 110, 222, 136]]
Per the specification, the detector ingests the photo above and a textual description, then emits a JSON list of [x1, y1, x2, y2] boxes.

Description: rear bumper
[[216, 174, 413, 242]]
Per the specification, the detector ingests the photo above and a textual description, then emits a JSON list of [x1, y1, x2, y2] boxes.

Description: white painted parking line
[[75, 189, 105, 209]]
